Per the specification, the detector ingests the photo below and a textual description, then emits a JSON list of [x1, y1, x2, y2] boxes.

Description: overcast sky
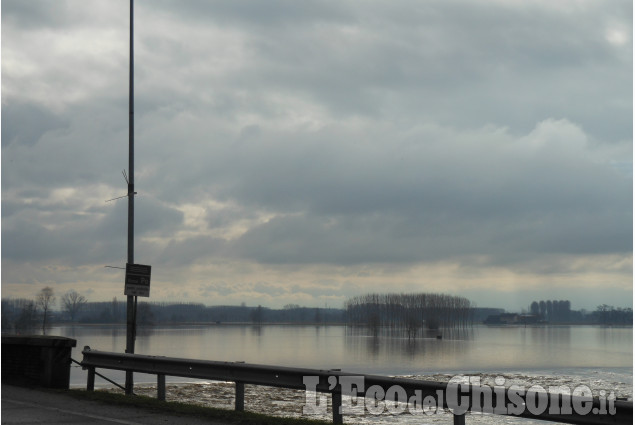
[[2, 0, 632, 311]]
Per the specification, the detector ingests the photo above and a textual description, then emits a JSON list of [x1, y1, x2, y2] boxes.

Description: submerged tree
[[61, 290, 87, 321], [36, 287, 55, 335], [345, 292, 473, 336]]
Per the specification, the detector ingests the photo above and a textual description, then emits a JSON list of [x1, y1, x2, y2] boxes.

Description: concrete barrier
[[2, 335, 77, 389]]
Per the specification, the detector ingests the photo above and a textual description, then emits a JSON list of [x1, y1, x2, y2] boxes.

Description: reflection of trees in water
[[524, 325, 571, 346], [345, 293, 474, 338], [346, 326, 474, 340], [345, 326, 475, 361]]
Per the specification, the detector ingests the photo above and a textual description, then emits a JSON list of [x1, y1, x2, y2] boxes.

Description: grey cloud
[[135, 196, 184, 236], [206, 204, 258, 229], [232, 213, 421, 265], [2, 0, 129, 31], [133, 113, 631, 268], [1, 101, 130, 195], [4, 0, 631, 141], [147, 0, 353, 28], [184, 0, 630, 139], [1, 101, 69, 148], [1, 190, 184, 265], [219, 121, 629, 212], [231, 201, 631, 268], [2, 1, 77, 30], [218, 120, 632, 266], [1, 214, 78, 262], [155, 235, 227, 266], [1, 0, 631, 301]]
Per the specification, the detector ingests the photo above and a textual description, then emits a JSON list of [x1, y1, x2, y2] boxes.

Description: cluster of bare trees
[[1, 298, 39, 333], [594, 305, 632, 325], [1, 287, 57, 334], [2, 288, 88, 334], [345, 292, 473, 337], [62, 290, 88, 321]]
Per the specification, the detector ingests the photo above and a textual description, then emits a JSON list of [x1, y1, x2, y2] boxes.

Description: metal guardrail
[[81, 347, 632, 425]]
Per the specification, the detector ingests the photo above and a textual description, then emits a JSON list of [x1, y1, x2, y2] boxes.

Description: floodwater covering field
[[53, 324, 632, 424]]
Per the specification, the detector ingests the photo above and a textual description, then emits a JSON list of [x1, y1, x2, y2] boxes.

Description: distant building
[[472, 307, 505, 323], [483, 313, 540, 325], [518, 314, 540, 324]]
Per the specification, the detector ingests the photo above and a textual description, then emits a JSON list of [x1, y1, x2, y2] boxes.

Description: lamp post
[[125, 0, 136, 395]]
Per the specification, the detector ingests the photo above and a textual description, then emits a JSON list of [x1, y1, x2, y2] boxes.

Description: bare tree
[[61, 290, 87, 321], [36, 287, 55, 334]]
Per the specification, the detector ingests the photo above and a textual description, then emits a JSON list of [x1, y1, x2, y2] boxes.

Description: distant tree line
[[345, 292, 473, 337], [2, 291, 345, 332], [3, 287, 630, 333], [591, 305, 632, 325], [72, 301, 345, 325], [131, 302, 345, 325]]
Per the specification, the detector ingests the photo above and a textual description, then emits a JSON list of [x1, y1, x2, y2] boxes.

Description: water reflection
[[342, 327, 479, 372], [526, 325, 572, 345], [345, 326, 474, 340], [48, 324, 632, 384], [598, 326, 633, 346]]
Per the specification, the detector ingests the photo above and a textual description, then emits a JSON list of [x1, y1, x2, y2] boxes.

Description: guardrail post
[[86, 367, 95, 391], [157, 374, 166, 401], [332, 391, 343, 424], [453, 412, 466, 425], [235, 381, 245, 411]]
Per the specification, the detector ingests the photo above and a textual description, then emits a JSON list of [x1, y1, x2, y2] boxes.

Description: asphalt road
[[1, 384, 233, 425]]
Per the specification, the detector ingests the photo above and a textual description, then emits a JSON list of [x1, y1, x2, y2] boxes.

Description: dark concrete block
[[2, 335, 77, 389]]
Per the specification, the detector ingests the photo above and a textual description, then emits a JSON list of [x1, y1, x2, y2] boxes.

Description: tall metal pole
[[125, 0, 136, 395]]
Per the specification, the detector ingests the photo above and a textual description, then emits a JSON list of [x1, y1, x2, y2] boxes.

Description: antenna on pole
[[125, 0, 136, 396], [105, 171, 136, 202]]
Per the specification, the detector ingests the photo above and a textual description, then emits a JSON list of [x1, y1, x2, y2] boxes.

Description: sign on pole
[[124, 263, 151, 297]]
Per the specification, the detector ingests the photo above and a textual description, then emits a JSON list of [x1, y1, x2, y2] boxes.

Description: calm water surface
[[53, 324, 631, 384], [52, 324, 631, 424]]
